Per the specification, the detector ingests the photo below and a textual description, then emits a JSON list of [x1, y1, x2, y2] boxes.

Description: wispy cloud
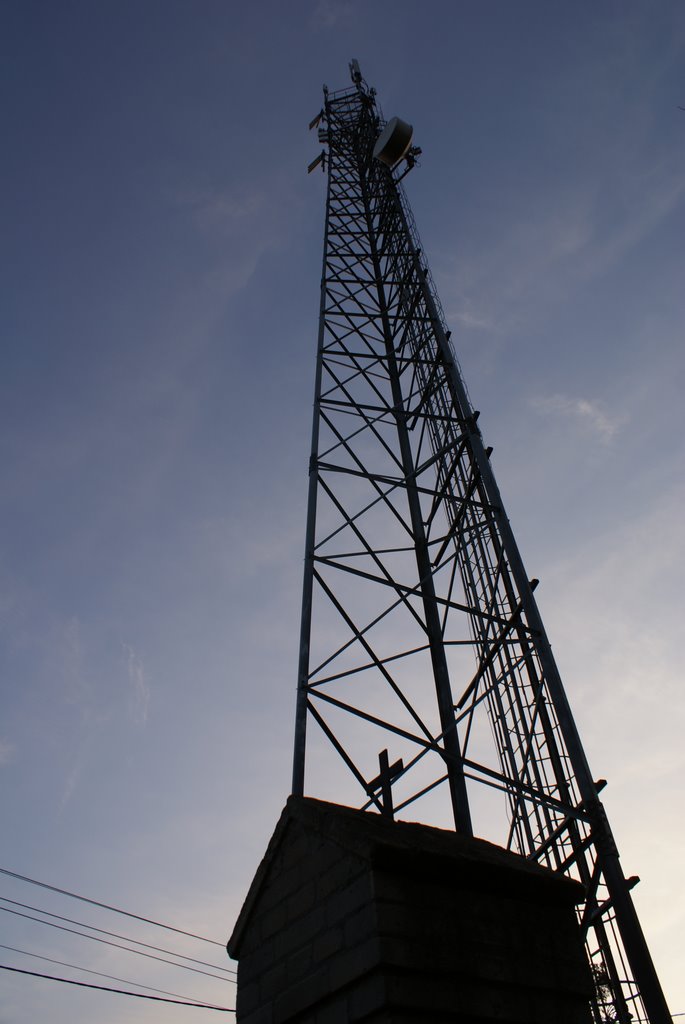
[[0, 739, 14, 766], [580, 172, 684, 284], [123, 643, 150, 726], [166, 180, 286, 304], [437, 29, 685, 341], [530, 393, 625, 445], [62, 615, 91, 709], [538, 478, 685, 803], [448, 170, 682, 334], [310, 0, 354, 30], [449, 309, 496, 332], [60, 757, 82, 809], [171, 186, 264, 233]]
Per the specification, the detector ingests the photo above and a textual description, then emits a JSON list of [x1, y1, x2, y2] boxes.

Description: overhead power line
[[0, 964, 234, 1012], [2, 962, 679, 1019], [0, 944, 224, 1007], [0, 896, 236, 975], [0, 906, 232, 982], [0, 866, 226, 949]]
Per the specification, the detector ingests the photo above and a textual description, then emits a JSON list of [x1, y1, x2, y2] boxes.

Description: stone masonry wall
[[235, 817, 387, 1023], [229, 800, 593, 1024], [370, 862, 592, 1023]]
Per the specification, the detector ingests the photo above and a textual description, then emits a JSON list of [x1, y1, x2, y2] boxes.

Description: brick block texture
[[227, 798, 593, 1024]]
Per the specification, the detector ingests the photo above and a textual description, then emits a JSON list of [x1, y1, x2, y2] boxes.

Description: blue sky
[[1, 2, 684, 1021]]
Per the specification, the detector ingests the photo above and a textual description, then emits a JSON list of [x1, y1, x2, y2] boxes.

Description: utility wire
[[0, 964, 234, 1012], [0, 944, 224, 1007], [0, 906, 232, 982], [4, 961, 681, 1021], [0, 866, 226, 949], [0, 896, 236, 975]]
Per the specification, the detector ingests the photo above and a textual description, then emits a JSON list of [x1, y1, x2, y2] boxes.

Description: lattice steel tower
[[293, 61, 671, 1024]]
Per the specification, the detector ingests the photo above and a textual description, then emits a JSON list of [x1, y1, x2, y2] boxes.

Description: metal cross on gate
[[367, 749, 404, 819]]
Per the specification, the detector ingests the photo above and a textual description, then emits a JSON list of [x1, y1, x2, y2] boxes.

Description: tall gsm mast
[[293, 61, 671, 1024]]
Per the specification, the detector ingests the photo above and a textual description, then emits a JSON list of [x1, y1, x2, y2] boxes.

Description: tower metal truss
[[292, 62, 671, 1024]]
